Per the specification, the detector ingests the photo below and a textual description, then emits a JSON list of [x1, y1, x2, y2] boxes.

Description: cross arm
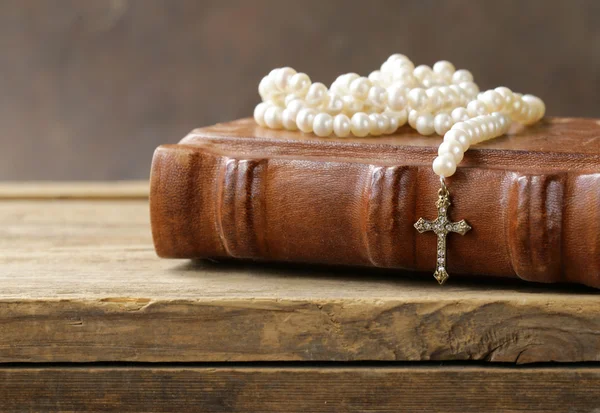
[[414, 218, 434, 233], [448, 219, 472, 236]]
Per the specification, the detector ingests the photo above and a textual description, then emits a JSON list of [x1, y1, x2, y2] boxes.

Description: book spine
[[150, 144, 600, 288]]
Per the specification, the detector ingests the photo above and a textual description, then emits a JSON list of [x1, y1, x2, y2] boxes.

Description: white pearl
[[432, 154, 457, 177], [380, 114, 394, 134], [296, 108, 317, 133], [342, 96, 364, 114], [313, 113, 333, 137], [494, 87, 514, 109], [284, 94, 298, 107], [485, 117, 498, 137], [474, 117, 490, 138], [451, 107, 469, 122], [362, 104, 375, 114], [522, 95, 545, 122], [517, 103, 534, 124], [407, 88, 429, 111], [349, 77, 371, 101], [387, 53, 412, 64], [395, 109, 409, 126], [491, 112, 508, 131], [281, 109, 298, 130], [416, 113, 435, 135], [465, 120, 484, 143], [399, 75, 420, 89], [437, 86, 452, 107], [377, 114, 390, 135], [330, 74, 351, 94], [421, 78, 438, 88], [511, 96, 529, 122], [520, 102, 538, 124], [351, 112, 371, 137], [390, 64, 413, 78], [339, 73, 360, 91], [333, 114, 351, 137], [451, 121, 470, 134], [449, 85, 468, 104], [367, 85, 388, 109], [369, 113, 386, 136], [387, 84, 408, 111], [264, 106, 283, 129], [384, 59, 414, 73], [433, 113, 453, 135], [452, 69, 473, 84], [445, 86, 461, 107], [413, 65, 434, 82], [258, 76, 277, 100], [317, 93, 331, 111], [381, 114, 395, 134], [438, 140, 464, 163], [444, 129, 470, 151], [329, 80, 342, 95], [367, 70, 382, 84], [459, 81, 480, 98], [385, 109, 408, 133], [408, 109, 419, 129], [433, 60, 456, 81], [490, 114, 503, 133], [286, 98, 305, 114], [253, 102, 271, 127], [380, 60, 394, 73], [273, 67, 297, 91], [323, 93, 344, 115], [467, 100, 489, 117], [479, 90, 504, 112], [305, 82, 328, 107], [511, 93, 524, 116], [373, 70, 392, 87], [288, 73, 311, 96], [425, 88, 443, 111]]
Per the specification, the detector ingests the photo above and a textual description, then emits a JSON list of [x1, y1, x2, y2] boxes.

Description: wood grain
[[0, 181, 149, 200], [1, 193, 599, 364], [1, 366, 599, 413]]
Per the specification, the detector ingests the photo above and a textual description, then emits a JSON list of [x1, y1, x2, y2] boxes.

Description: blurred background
[[1, 0, 599, 181]]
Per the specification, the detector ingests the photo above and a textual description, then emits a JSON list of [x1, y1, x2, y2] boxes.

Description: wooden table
[[1, 182, 599, 412]]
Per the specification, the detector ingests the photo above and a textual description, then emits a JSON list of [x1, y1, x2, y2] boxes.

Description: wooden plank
[[0, 366, 599, 413], [0, 181, 148, 200], [0, 198, 599, 364]]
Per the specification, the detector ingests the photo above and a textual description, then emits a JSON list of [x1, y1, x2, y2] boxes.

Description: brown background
[[1, 0, 599, 181]]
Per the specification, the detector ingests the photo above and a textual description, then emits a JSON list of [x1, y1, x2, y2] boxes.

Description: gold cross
[[414, 184, 471, 285]]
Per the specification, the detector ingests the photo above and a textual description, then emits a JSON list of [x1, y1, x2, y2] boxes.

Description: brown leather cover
[[150, 117, 600, 288]]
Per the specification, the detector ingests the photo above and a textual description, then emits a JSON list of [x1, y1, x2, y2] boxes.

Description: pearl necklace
[[254, 54, 545, 284]]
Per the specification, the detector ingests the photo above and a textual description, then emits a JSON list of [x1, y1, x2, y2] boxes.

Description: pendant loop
[[438, 176, 449, 197]]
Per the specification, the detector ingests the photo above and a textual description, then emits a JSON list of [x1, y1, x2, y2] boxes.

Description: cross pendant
[[414, 185, 471, 285]]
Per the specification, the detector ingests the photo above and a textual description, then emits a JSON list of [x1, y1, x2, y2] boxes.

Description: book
[[150, 117, 600, 288]]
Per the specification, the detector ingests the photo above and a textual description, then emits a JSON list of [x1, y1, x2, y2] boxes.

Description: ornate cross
[[414, 185, 471, 285]]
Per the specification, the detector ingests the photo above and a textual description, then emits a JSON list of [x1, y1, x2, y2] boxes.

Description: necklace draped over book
[[253, 54, 545, 284]]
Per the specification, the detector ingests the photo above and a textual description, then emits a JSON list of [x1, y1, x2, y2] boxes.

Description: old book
[[150, 117, 600, 288]]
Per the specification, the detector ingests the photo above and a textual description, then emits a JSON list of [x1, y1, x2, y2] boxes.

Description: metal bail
[[438, 176, 449, 198]]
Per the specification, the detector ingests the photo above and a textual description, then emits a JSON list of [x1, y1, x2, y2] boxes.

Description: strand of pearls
[[254, 54, 545, 178]]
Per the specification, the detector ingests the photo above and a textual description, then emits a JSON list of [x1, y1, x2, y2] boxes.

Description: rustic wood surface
[[0, 180, 149, 200], [1, 366, 599, 413], [0, 183, 599, 364]]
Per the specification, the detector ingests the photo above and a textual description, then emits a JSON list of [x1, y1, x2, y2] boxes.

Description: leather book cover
[[149, 117, 600, 288]]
